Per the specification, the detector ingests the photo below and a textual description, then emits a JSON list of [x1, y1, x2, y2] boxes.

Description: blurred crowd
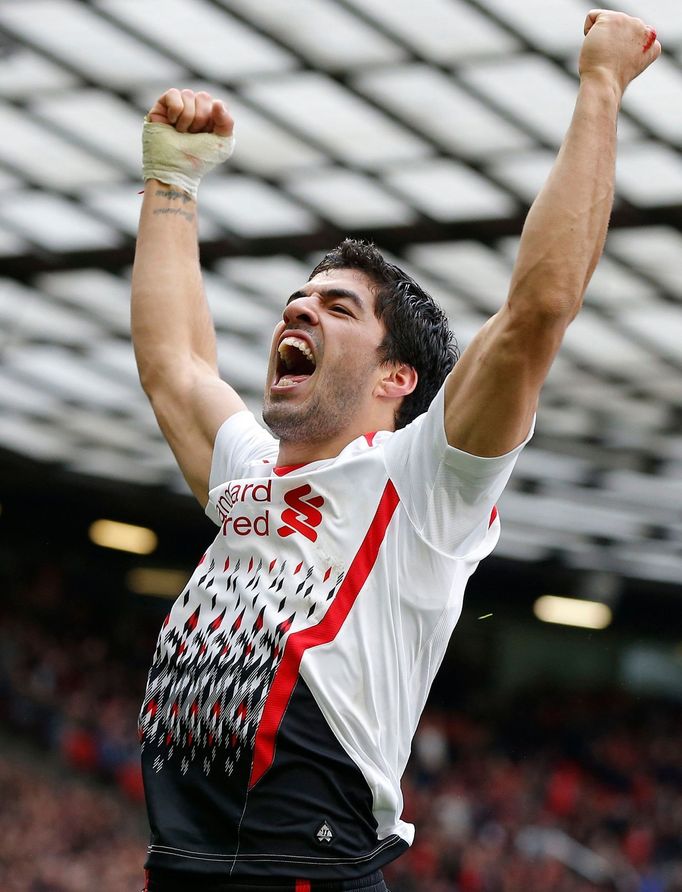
[[385, 693, 682, 892], [0, 562, 147, 803], [1, 566, 682, 892], [0, 751, 144, 892]]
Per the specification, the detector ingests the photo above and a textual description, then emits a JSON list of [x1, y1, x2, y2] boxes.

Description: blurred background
[[1, 0, 681, 890]]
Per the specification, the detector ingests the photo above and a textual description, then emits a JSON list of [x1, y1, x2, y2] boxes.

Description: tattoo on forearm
[[153, 207, 195, 222], [155, 188, 193, 205]]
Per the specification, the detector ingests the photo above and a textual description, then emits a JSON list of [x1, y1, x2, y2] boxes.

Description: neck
[[275, 432, 365, 468], [274, 418, 393, 467]]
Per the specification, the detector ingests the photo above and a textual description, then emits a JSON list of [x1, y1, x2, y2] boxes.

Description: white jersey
[[139, 384, 530, 882]]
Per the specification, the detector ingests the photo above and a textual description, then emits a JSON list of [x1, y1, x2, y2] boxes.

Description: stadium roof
[[1, 0, 681, 589]]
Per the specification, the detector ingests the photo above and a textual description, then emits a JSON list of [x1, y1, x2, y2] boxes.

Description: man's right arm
[[131, 89, 246, 507]]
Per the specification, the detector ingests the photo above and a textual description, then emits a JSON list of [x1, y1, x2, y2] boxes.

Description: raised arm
[[132, 89, 245, 506], [443, 10, 660, 456]]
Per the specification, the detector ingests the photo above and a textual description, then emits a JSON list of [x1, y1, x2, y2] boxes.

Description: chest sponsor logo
[[277, 485, 324, 542], [216, 480, 324, 540]]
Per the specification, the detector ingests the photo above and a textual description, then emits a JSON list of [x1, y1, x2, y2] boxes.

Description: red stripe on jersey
[[273, 463, 308, 476], [364, 431, 377, 446], [489, 505, 498, 527], [295, 882, 311, 892], [248, 480, 400, 789]]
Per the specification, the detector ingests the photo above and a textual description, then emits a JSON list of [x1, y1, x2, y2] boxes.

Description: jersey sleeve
[[382, 383, 532, 557], [205, 411, 278, 525]]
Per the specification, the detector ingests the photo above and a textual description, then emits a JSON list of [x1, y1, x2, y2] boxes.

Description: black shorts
[[144, 869, 388, 892]]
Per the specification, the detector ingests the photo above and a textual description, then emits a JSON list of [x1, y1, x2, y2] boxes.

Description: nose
[[282, 293, 320, 327]]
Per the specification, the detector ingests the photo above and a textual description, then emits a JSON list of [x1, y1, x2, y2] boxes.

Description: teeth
[[278, 336, 315, 368]]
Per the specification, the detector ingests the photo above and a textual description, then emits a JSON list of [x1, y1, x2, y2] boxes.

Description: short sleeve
[[208, 411, 278, 491], [383, 383, 532, 557]]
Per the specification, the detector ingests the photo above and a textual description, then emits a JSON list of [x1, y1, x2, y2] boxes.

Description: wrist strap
[[142, 117, 235, 199]]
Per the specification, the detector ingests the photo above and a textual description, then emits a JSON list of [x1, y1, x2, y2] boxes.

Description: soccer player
[[132, 11, 659, 891]]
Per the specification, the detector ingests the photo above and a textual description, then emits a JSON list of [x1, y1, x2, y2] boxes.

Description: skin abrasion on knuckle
[[642, 28, 657, 53]]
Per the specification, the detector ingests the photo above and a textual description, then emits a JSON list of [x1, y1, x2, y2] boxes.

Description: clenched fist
[[143, 89, 235, 198], [148, 88, 234, 137], [580, 10, 661, 96]]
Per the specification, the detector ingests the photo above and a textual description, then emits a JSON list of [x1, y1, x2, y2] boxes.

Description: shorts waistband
[[144, 868, 386, 892]]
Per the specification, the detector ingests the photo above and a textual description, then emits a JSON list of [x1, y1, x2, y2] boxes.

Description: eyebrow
[[286, 286, 365, 312]]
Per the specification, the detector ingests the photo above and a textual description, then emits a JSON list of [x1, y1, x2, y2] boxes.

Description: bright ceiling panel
[[0, 46, 77, 97], [386, 159, 517, 221], [62, 409, 148, 451], [499, 489, 647, 540], [0, 414, 76, 462], [220, 97, 327, 176], [489, 150, 557, 204], [607, 227, 682, 297], [583, 255, 659, 309], [221, 0, 406, 70], [100, 0, 297, 80], [355, 65, 531, 157], [0, 169, 21, 191], [496, 524, 594, 563], [216, 256, 312, 309], [244, 72, 432, 168], [407, 241, 512, 313], [65, 447, 167, 484], [636, 373, 682, 407], [562, 308, 657, 376], [203, 272, 279, 338], [574, 392, 670, 433], [657, 437, 682, 462], [608, 547, 682, 586], [622, 55, 682, 142], [617, 142, 682, 206], [0, 102, 121, 190], [78, 186, 148, 239], [35, 270, 133, 336], [513, 447, 591, 484], [481, 0, 587, 54], [215, 334, 267, 391], [199, 175, 317, 236], [0, 373, 61, 415], [0, 280, 103, 346], [0, 0, 186, 87], [0, 192, 121, 251], [0, 225, 29, 257], [6, 346, 136, 409], [343, 0, 520, 62], [603, 468, 682, 512], [533, 405, 594, 438], [90, 340, 144, 390], [620, 307, 682, 362], [31, 90, 147, 175], [286, 168, 416, 229]]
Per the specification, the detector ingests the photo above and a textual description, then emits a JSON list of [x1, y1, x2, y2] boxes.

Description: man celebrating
[[132, 11, 659, 891]]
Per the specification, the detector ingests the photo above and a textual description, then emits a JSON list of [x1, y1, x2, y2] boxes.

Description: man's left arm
[[444, 10, 660, 456]]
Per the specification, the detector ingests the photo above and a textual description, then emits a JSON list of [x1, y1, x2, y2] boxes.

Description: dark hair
[[309, 239, 458, 429]]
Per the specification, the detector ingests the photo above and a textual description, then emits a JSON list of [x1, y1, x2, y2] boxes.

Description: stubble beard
[[263, 370, 373, 446]]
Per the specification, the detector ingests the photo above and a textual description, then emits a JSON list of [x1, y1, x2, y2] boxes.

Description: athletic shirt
[[140, 384, 531, 881]]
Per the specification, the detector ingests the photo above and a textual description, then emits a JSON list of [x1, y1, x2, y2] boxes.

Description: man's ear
[[374, 363, 418, 400]]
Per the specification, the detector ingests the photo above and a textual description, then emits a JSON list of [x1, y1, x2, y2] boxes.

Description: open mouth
[[275, 336, 317, 387]]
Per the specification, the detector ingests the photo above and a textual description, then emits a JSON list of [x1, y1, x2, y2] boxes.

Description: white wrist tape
[[142, 117, 235, 200]]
